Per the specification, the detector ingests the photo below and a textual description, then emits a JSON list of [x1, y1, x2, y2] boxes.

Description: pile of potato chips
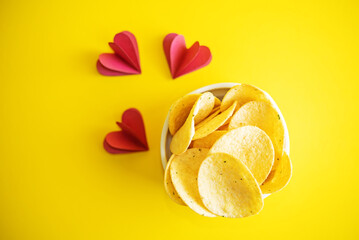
[[164, 84, 292, 218]]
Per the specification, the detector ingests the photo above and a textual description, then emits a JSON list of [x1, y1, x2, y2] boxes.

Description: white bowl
[[160, 83, 290, 170]]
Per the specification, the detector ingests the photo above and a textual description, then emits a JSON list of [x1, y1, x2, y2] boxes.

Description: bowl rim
[[160, 82, 290, 170]]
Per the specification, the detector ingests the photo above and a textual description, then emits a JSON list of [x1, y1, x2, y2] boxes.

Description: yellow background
[[1, 0, 358, 239]]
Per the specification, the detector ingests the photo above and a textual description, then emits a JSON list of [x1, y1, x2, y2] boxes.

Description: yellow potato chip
[[214, 97, 221, 108], [229, 101, 284, 171], [194, 92, 215, 124], [192, 131, 227, 149], [170, 93, 213, 155], [195, 109, 220, 130], [220, 84, 269, 112], [209, 126, 274, 184], [193, 102, 237, 140], [217, 124, 229, 131], [164, 155, 186, 205], [210, 106, 220, 114], [222, 116, 232, 126], [198, 153, 264, 218], [170, 106, 196, 155], [261, 151, 292, 194], [168, 94, 201, 135], [170, 148, 216, 217]]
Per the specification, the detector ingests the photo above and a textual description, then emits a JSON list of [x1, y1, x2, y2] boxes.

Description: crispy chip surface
[[169, 94, 201, 135], [229, 101, 284, 171], [194, 92, 215, 124], [170, 148, 216, 217], [217, 124, 229, 131], [170, 93, 212, 154], [261, 151, 292, 194], [170, 105, 196, 155], [209, 126, 274, 184], [198, 153, 264, 218], [214, 97, 221, 108], [195, 109, 220, 130], [164, 155, 186, 205], [220, 84, 269, 112], [192, 131, 227, 149], [193, 102, 237, 140]]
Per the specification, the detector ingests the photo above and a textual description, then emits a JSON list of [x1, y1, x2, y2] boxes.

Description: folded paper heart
[[104, 108, 149, 154], [163, 33, 212, 79], [97, 31, 141, 76]]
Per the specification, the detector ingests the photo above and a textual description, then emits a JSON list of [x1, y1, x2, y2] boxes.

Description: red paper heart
[[163, 33, 212, 79], [97, 31, 141, 76], [104, 108, 149, 154], [118, 108, 148, 147], [103, 139, 138, 154]]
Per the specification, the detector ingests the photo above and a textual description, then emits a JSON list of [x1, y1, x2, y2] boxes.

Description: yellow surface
[[0, 0, 358, 239]]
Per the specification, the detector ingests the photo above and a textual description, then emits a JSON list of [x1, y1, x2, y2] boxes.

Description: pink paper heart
[[97, 31, 141, 76], [163, 33, 212, 79], [96, 60, 128, 76], [163, 34, 186, 77], [98, 54, 139, 74], [176, 45, 211, 78], [112, 31, 141, 71]]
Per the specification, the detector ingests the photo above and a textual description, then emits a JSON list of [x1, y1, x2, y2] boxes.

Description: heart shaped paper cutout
[[103, 140, 135, 154], [97, 31, 141, 76], [104, 108, 149, 154], [163, 33, 212, 79]]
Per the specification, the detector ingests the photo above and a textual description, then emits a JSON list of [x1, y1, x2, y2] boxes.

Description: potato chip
[[164, 155, 186, 205], [170, 106, 196, 155], [195, 109, 220, 130], [198, 153, 264, 218], [165, 84, 291, 217], [222, 116, 232, 126], [170, 93, 213, 155], [194, 92, 215, 124], [192, 131, 227, 148], [214, 97, 221, 108], [229, 101, 284, 171], [209, 126, 274, 184], [217, 124, 229, 131], [210, 106, 220, 114], [261, 151, 292, 194], [170, 148, 216, 217], [220, 84, 269, 112], [168, 94, 201, 135], [193, 101, 237, 140]]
